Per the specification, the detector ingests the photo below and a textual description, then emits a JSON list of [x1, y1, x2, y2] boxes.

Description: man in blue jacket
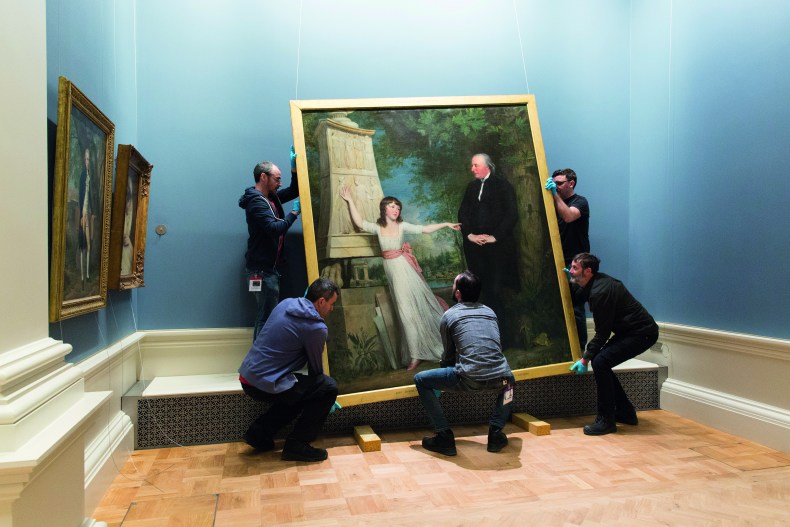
[[239, 278, 339, 462], [567, 253, 659, 436], [239, 147, 301, 340]]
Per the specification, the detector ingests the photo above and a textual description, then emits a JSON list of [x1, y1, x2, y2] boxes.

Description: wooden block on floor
[[353, 425, 381, 452], [512, 412, 551, 436]]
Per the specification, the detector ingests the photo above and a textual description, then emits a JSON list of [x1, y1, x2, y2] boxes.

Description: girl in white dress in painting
[[339, 185, 461, 370]]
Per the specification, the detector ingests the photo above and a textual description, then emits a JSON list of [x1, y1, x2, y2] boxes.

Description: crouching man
[[567, 253, 659, 435], [414, 270, 515, 456], [239, 278, 340, 462]]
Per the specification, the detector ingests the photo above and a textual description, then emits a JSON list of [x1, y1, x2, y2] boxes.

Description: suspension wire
[[294, 0, 305, 100], [512, 0, 531, 94]]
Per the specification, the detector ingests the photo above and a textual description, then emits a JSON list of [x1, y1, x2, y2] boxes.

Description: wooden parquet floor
[[93, 410, 790, 526]]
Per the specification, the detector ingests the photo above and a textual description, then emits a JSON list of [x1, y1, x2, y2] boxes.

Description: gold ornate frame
[[49, 76, 115, 322], [108, 144, 153, 290], [290, 95, 579, 406]]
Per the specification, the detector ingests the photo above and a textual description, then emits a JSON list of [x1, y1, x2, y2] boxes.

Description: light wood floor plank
[[92, 410, 790, 526]]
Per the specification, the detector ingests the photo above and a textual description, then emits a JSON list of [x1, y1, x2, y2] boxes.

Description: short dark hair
[[572, 252, 600, 274], [552, 168, 577, 185], [253, 161, 275, 183], [455, 270, 482, 302], [305, 277, 340, 302], [473, 153, 496, 175], [376, 196, 403, 227]]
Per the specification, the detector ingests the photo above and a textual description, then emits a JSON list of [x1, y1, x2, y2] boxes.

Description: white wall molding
[[77, 333, 141, 518], [662, 378, 789, 452], [138, 328, 251, 379], [643, 321, 790, 453], [657, 322, 790, 362]]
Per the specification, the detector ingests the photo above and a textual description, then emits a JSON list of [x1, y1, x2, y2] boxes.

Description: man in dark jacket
[[239, 147, 300, 340], [457, 153, 518, 318], [238, 278, 340, 462], [568, 253, 659, 436]]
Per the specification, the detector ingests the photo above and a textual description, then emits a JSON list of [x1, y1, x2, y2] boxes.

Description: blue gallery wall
[[133, 0, 633, 330], [629, 0, 790, 338], [45, 0, 790, 363], [46, 0, 139, 361]]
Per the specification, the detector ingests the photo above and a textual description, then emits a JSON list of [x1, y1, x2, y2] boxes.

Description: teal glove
[[545, 178, 557, 196], [433, 389, 442, 399], [329, 401, 342, 414], [569, 359, 588, 375], [292, 198, 301, 214], [290, 145, 297, 170], [562, 267, 571, 281]]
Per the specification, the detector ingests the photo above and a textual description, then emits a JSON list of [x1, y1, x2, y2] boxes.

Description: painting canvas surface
[[291, 96, 578, 402]]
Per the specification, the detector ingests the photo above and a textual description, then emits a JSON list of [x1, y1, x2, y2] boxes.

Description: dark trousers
[[241, 374, 338, 444], [590, 332, 658, 417], [463, 243, 506, 317], [574, 300, 588, 351]]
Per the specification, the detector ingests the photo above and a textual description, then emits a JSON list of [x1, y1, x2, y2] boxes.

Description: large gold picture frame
[[290, 95, 579, 406], [49, 76, 115, 322], [108, 144, 153, 290]]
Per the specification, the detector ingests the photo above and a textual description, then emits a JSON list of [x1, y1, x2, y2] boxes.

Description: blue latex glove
[[290, 145, 297, 170], [433, 389, 442, 399], [562, 267, 571, 281], [292, 198, 301, 214], [329, 401, 342, 414], [545, 178, 557, 196], [569, 359, 588, 375]]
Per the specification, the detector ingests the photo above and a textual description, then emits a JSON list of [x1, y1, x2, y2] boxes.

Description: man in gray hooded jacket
[[239, 147, 300, 340]]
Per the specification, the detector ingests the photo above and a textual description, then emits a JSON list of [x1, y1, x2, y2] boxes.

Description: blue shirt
[[239, 297, 327, 393]]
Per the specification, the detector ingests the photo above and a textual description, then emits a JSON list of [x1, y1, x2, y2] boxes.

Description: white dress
[[362, 220, 445, 363]]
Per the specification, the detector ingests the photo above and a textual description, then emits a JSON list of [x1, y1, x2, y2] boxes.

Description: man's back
[[239, 297, 327, 393], [440, 302, 511, 382]]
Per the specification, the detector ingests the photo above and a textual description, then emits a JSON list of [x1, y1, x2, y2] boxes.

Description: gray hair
[[473, 153, 496, 175]]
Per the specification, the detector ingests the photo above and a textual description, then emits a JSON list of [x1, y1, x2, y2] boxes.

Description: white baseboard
[[84, 411, 134, 516], [661, 378, 790, 453], [645, 322, 790, 453]]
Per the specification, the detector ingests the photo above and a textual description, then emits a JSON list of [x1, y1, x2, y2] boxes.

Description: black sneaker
[[583, 415, 617, 436], [615, 410, 639, 425], [487, 426, 508, 453], [243, 430, 275, 452], [281, 440, 328, 462], [422, 429, 457, 456]]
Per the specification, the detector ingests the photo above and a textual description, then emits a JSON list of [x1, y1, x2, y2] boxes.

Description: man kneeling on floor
[[238, 277, 340, 462], [414, 270, 516, 456]]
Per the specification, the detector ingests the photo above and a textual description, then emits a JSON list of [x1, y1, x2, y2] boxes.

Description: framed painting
[[49, 76, 115, 322], [290, 95, 579, 405], [108, 144, 153, 290]]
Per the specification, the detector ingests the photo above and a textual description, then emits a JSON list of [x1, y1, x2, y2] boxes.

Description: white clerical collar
[[478, 173, 491, 200]]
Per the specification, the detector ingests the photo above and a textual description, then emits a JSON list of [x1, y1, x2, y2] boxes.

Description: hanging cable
[[294, 0, 305, 100], [512, 0, 531, 94]]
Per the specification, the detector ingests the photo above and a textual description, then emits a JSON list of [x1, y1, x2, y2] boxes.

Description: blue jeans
[[247, 269, 280, 341], [414, 367, 515, 432]]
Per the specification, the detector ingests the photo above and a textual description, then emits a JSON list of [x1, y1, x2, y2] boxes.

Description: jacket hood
[[239, 186, 263, 209], [284, 297, 323, 322]]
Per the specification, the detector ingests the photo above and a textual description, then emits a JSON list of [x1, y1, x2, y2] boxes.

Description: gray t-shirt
[[440, 302, 512, 381]]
